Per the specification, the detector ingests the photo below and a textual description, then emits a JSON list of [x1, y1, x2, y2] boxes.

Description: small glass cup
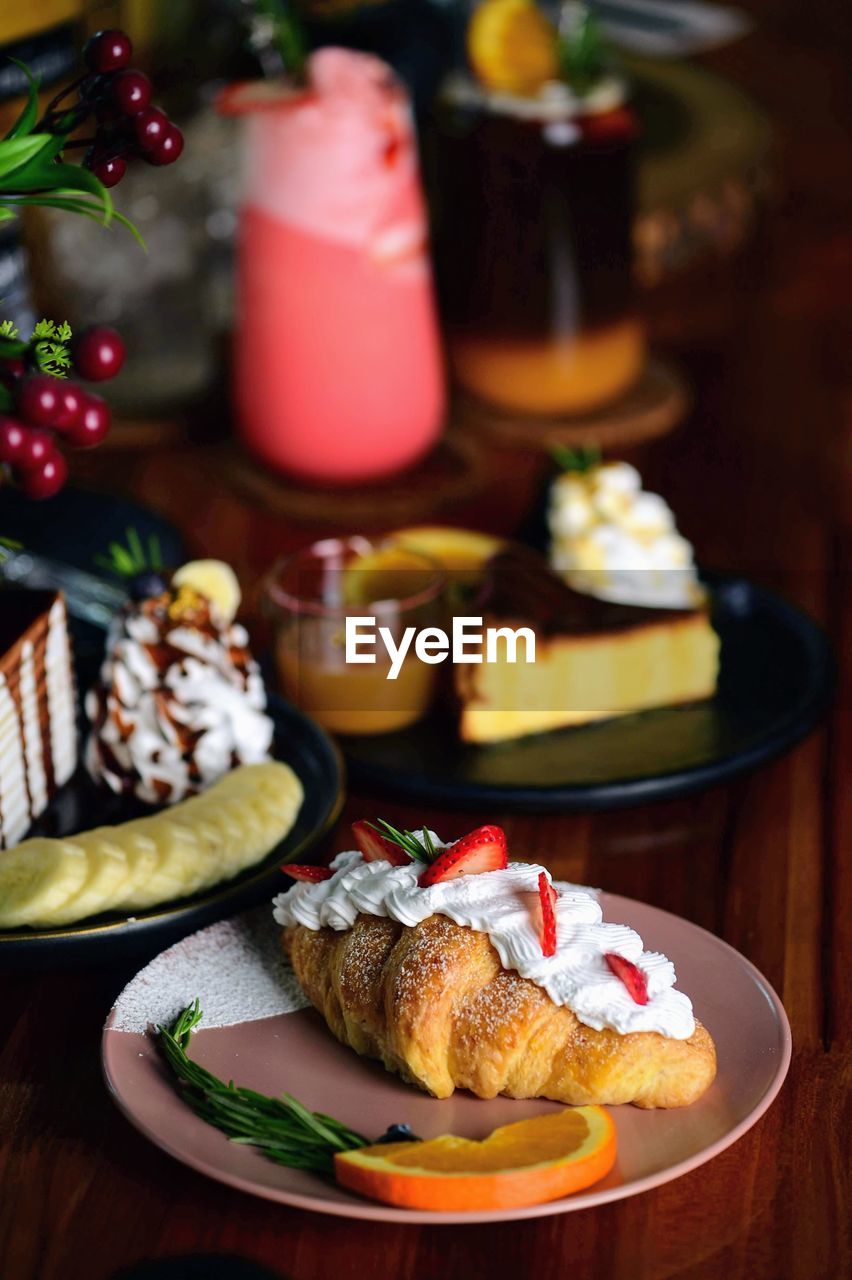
[[264, 537, 446, 735]]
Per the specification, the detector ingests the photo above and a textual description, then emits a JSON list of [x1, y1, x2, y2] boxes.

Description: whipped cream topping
[[273, 844, 695, 1040], [548, 461, 704, 609], [86, 597, 273, 805], [243, 48, 428, 268], [441, 71, 626, 123]]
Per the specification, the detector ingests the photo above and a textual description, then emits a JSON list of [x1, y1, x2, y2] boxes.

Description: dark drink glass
[[431, 76, 644, 416]]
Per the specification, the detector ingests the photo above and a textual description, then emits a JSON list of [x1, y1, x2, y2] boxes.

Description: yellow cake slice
[[456, 548, 719, 744]]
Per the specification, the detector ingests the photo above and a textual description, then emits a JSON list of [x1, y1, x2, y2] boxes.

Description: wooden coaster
[[456, 357, 690, 452], [225, 431, 488, 530]]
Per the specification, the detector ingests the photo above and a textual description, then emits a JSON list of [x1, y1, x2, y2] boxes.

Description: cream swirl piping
[[273, 848, 695, 1039], [86, 605, 272, 804], [548, 461, 704, 610]]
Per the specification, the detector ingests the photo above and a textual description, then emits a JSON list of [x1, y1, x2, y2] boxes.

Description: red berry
[[54, 383, 86, 432], [88, 152, 127, 188], [418, 825, 508, 887], [19, 451, 68, 500], [0, 355, 25, 383], [73, 327, 126, 381], [604, 953, 649, 1006], [17, 428, 55, 471], [84, 30, 132, 73], [282, 864, 333, 882], [351, 820, 413, 866], [112, 69, 151, 115], [145, 123, 184, 166], [66, 393, 111, 448], [0, 416, 27, 462], [134, 106, 169, 152], [17, 374, 63, 427]]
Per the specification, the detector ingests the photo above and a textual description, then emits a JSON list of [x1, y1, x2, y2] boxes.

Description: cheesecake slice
[[456, 547, 719, 744]]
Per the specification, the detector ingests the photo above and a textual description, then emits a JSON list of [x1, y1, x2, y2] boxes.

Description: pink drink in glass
[[232, 49, 445, 484]]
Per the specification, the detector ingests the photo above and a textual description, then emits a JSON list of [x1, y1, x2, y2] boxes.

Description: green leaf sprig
[[558, 5, 608, 96], [0, 56, 142, 243], [0, 317, 78, 412], [30, 318, 73, 376], [550, 444, 602, 475], [159, 1002, 366, 1174], [243, 1, 307, 81], [94, 527, 163, 579], [367, 820, 438, 864]]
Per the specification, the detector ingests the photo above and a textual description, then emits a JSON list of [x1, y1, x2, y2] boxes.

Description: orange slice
[[386, 526, 504, 576], [334, 1106, 616, 1211], [467, 0, 560, 97]]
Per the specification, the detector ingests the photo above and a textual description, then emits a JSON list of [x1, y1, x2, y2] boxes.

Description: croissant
[[283, 912, 717, 1109]]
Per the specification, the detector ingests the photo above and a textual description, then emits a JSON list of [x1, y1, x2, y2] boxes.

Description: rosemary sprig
[[558, 5, 608, 96], [367, 820, 438, 864], [242, 0, 307, 81], [550, 444, 602, 475], [94, 527, 163, 579], [158, 1001, 367, 1174]]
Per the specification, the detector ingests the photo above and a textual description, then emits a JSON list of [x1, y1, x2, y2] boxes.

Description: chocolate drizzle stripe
[[0, 590, 78, 847]]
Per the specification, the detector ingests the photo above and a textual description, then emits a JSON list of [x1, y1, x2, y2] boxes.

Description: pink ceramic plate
[[102, 894, 791, 1224]]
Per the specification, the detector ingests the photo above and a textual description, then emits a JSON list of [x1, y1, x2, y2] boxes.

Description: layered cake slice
[[0, 590, 78, 847], [455, 545, 719, 744]]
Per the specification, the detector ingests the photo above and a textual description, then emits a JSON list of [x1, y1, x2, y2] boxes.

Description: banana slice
[[122, 818, 209, 909], [0, 762, 303, 929], [118, 829, 160, 907], [40, 834, 129, 926], [0, 840, 89, 929], [172, 560, 241, 623]]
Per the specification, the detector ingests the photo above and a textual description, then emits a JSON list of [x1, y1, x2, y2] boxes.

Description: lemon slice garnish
[[467, 0, 560, 97]]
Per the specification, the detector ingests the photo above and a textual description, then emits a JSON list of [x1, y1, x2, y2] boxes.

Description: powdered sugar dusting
[[109, 906, 309, 1033]]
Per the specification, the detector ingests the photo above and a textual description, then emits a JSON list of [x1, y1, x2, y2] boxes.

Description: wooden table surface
[[2, 7, 851, 1279]]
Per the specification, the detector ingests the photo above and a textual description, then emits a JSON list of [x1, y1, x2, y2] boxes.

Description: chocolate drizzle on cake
[[481, 546, 698, 637], [85, 579, 273, 804]]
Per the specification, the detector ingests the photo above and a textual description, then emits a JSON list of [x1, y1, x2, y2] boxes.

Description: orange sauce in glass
[[275, 638, 438, 735]]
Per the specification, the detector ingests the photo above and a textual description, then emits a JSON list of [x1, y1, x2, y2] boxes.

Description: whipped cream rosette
[[86, 562, 273, 804], [548, 460, 704, 610]]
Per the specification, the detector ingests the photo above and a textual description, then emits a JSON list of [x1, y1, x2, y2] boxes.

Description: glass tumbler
[[264, 536, 446, 735]]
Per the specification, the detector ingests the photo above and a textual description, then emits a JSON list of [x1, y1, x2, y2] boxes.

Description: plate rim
[[101, 892, 793, 1225], [342, 575, 833, 812], [0, 695, 345, 949]]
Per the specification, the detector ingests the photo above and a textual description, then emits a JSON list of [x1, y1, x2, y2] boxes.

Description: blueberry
[[129, 570, 168, 600], [375, 1123, 421, 1144]]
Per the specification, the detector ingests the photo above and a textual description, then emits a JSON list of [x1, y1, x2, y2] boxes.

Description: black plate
[[341, 576, 833, 812], [0, 694, 344, 968]]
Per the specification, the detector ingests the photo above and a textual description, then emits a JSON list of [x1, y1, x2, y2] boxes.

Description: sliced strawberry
[[604, 953, 649, 1005], [282, 864, 333, 882], [352, 820, 412, 866], [418, 825, 507, 887], [538, 872, 557, 957]]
